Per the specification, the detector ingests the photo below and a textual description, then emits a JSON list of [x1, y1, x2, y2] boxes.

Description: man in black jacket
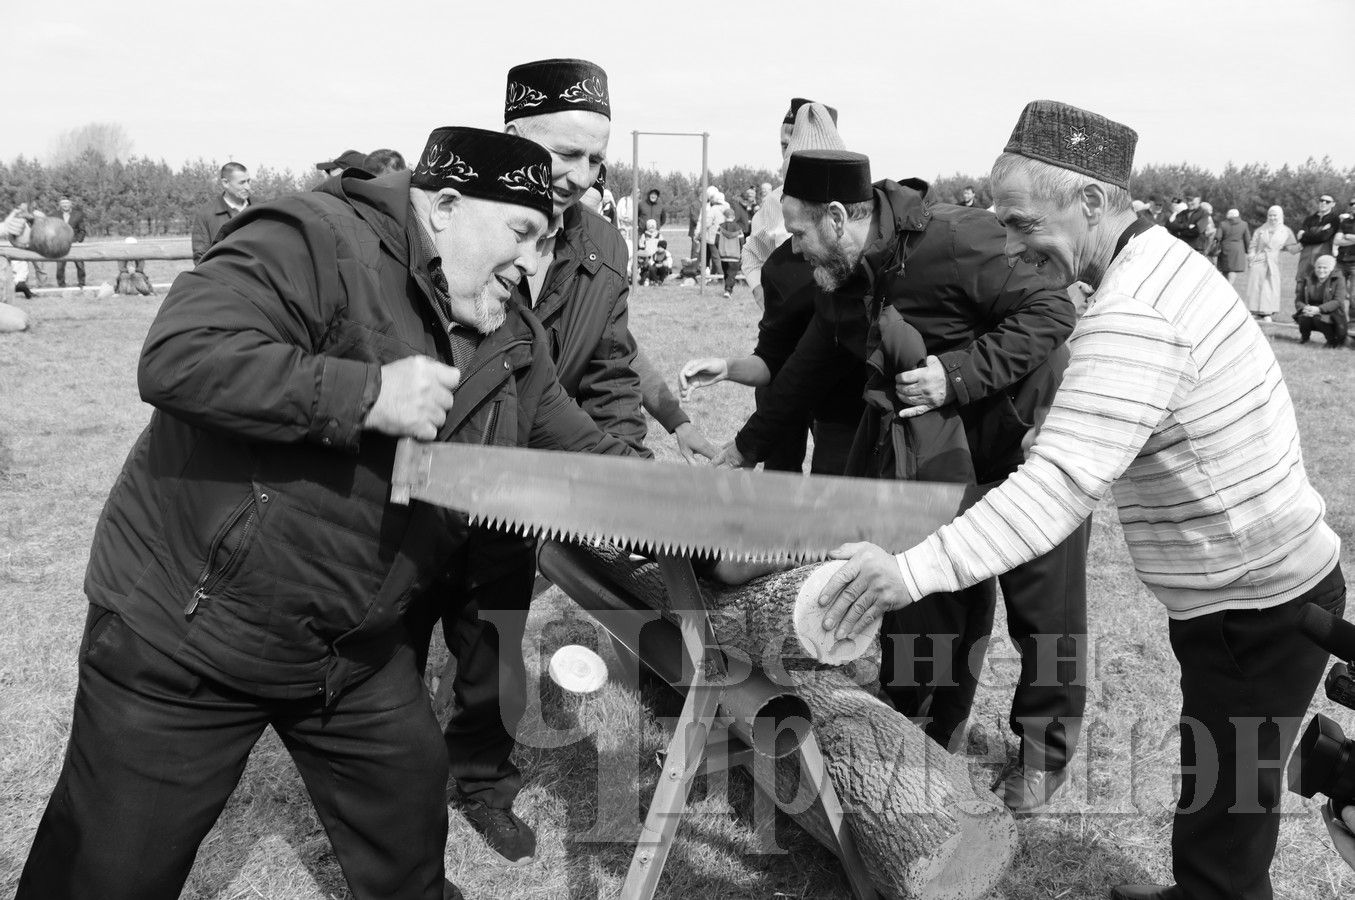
[[53, 197, 86, 288], [189, 162, 251, 263], [1296, 193, 1341, 288], [1166, 189, 1210, 252], [716, 149, 1088, 813], [16, 127, 630, 900], [429, 58, 716, 868]]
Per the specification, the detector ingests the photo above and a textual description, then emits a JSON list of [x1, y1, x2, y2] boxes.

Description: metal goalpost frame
[[630, 130, 709, 295]]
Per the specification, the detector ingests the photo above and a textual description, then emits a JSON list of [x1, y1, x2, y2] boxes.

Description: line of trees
[[4, 152, 1351, 239], [0, 152, 321, 237]]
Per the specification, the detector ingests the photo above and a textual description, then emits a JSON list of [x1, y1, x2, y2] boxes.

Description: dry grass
[[2, 251, 1354, 899]]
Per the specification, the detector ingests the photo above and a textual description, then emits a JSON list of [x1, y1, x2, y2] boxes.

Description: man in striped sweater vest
[[817, 101, 1345, 900]]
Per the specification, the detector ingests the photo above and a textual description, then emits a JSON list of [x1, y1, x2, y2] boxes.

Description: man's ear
[[826, 201, 849, 236], [1082, 183, 1107, 226], [427, 188, 462, 231]]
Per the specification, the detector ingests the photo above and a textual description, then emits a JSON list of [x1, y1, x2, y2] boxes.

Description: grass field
[[2, 251, 1354, 899]]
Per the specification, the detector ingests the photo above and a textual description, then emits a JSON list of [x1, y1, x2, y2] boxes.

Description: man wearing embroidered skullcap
[[15, 126, 634, 900], [713, 140, 1090, 817], [818, 99, 1345, 900], [412, 57, 715, 869], [683, 100, 863, 476]]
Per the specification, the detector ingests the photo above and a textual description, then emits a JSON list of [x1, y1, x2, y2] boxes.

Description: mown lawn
[[2, 251, 1353, 899]]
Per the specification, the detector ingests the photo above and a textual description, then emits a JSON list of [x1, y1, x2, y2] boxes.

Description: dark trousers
[[56, 259, 85, 287], [721, 258, 741, 293], [1167, 565, 1345, 900], [15, 279, 33, 299], [754, 390, 855, 478], [18, 605, 448, 900], [1295, 313, 1346, 347], [417, 541, 538, 810], [882, 517, 1091, 767]]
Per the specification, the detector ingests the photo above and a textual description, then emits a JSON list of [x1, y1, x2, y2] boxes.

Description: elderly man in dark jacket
[[424, 58, 716, 868], [717, 150, 1087, 814], [16, 127, 630, 900]]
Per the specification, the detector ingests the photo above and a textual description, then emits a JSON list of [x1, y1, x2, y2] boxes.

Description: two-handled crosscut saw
[[391, 439, 977, 900], [391, 440, 975, 562]]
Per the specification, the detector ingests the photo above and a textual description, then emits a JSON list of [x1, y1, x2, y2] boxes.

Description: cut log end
[[913, 800, 1018, 900], [791, 561, 880, 665]]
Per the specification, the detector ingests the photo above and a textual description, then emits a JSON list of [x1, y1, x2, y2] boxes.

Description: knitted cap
[[1003, 100, 1137, 190], [779, 101, 845, 180], [784, 97, 839, 126]]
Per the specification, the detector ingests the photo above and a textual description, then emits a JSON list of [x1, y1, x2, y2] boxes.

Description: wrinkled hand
[[678, 357, 729, 401], [1323, 801, 1355, 869], [817, 542, 915, 639], [712, 440, 752, 469], [363, 355, 461, 440], [674, 421, 718, 464], [894, 355, 949, 419]]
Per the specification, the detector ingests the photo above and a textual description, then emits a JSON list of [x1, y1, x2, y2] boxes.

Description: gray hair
[[800, 199, 874, 224], [990, 152, 1132, 215]]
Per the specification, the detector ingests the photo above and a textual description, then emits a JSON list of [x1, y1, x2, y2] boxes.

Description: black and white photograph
[[2, 1, 1354, 898]]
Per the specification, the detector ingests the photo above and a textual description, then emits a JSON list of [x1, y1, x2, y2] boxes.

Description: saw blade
[[391, 439, 973, 561]]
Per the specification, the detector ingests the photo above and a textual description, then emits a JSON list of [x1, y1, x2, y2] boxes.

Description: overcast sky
[[9, 0, 1351, 184]]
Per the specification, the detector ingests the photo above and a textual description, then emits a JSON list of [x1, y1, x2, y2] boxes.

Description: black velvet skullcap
[[783, 150, 872, 204], [505, 58, 610, 121], [783, 97, 839, 126], [411, 126, 553, 220], [1003, 100, 1137, 190]]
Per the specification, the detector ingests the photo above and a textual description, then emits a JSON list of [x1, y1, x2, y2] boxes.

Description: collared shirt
[[223, 195, 249, 215], [897, 224, 1340, 619]]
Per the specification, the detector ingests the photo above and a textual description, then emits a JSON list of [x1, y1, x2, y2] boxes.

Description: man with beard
[[818, 100, 1345, 900], [426, 58, 714, 868], [715, 148, 1088, 813], [681, 100, 861, 476], [16, 126, 632, 900]]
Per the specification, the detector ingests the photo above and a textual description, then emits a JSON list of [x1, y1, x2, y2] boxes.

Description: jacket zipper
[[481, 400, 502, 446], [185, 495, 260, 616]]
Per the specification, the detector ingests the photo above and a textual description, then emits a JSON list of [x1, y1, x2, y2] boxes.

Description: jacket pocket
[[185, 491, 262, 616]]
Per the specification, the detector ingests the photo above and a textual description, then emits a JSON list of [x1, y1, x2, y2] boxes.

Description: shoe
[[1258, 314, 1272, 323], [991, 759, 1068, 815], [1109, 885, 1181, 899], [443, 880, 466, 900], [722, 291, 731, 298], [459, 798, 536, 865]]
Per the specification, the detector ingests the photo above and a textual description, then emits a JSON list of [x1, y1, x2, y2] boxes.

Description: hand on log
[[817, 542, 917, 640]]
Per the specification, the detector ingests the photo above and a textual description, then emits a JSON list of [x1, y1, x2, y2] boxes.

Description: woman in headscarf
[[1242, 205, 1300, 321], [1216, 208, 1251, 285]]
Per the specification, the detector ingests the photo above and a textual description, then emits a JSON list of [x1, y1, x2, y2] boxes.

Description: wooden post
[[698, 134, 709, 296], [631, 131, 640, 293]]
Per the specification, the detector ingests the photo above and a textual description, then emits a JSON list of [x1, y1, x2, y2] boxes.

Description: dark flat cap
[[784, 97, 838, 126], [505, 58, 610, 121], [1003, 100, 1137, 190], [783, 150, 872, 204], [411, 126, 553, 220], [315, 149, 367, 172]]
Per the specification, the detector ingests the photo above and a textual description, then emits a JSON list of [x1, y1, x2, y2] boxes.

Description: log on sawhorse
[[538, 542, 881, 900]]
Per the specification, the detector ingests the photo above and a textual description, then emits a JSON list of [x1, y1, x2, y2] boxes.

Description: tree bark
[[567, 544, 1017, 900]]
